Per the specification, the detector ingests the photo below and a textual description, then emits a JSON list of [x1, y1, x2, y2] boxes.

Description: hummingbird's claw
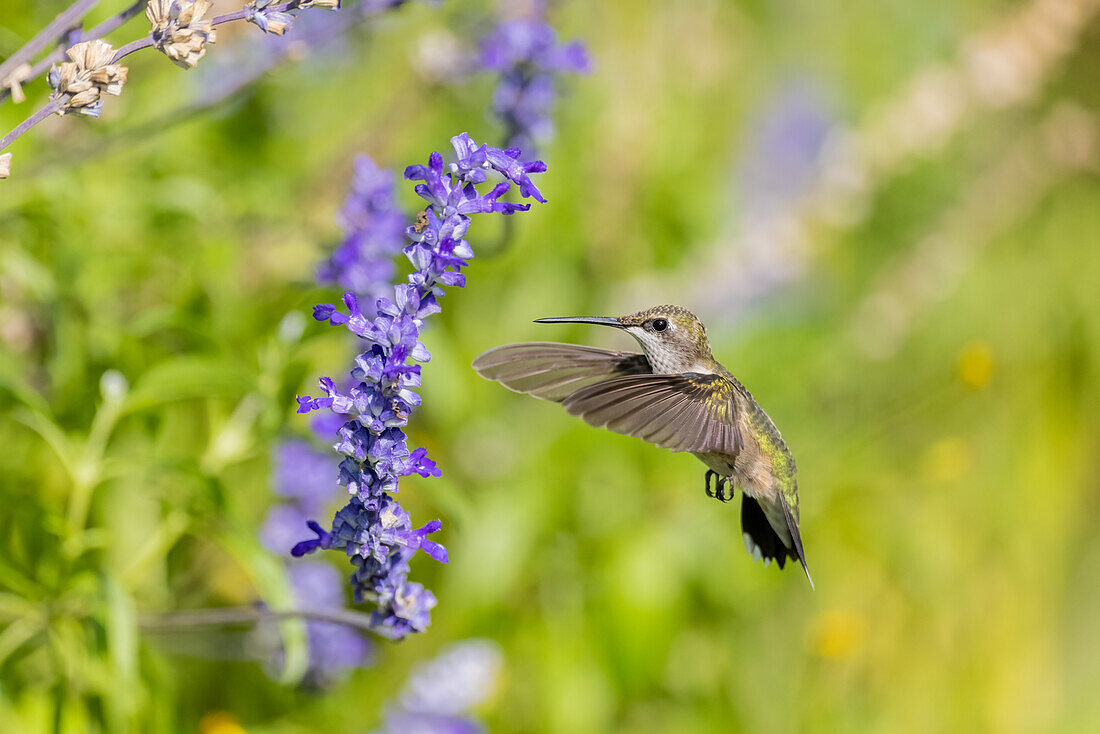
[[699, 473, 734, 501], [715, 476, 733, 503]]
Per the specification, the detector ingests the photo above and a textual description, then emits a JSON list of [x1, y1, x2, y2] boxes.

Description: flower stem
[[0, 100, 58, 152], [0, 0, 103, 87], [86, 1, 147, 40], [140, 605, 380, 632], [0, 1, 310, 156], [0, 2, 146, 106], [109, 6, 282, 63], [109, 37, 153, 63]]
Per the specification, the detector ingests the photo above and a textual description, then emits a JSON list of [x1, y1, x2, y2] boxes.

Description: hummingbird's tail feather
[[740, 495, 795, 568], [780, 499, 814, 589], [472, 343, 650, 402], [741, 495, 813, 588]]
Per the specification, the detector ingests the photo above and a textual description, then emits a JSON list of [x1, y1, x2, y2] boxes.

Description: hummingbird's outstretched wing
[[472, 343, 651, 402], [559, 373, 744, 456]]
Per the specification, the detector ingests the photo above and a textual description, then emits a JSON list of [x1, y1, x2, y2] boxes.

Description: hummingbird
[[472, 305, 812, 586]]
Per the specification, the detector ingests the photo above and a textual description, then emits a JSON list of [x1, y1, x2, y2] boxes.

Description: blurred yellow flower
[[806, 608, 866, 660], [958, 342, 994, 389], [924, 436, 974, 482], [199, 711, 246, 734]]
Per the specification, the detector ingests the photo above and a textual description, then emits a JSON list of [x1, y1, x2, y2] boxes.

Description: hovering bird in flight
[[473, 305, 811, 586]]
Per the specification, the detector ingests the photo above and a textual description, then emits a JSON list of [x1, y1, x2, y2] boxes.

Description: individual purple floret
[[296, 133, 546, 638], [480, 15, 590, 154], [318, 155, 409, 304], [371, 639, 503, 734]]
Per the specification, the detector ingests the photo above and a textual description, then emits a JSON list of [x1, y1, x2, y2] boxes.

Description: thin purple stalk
[[85, 1, 147, 41], [0, 0, 103, 84], [19, 2, 304, 69], [21, 9, 378, 178], [109, 5, 302, 66], [140, 605, 380, 632], [0, 100, 59, 151], [210, 9, 252, 24], [0, 2, 146, 106], [109, 36, 153, 62], [0, 1, 310, 154]]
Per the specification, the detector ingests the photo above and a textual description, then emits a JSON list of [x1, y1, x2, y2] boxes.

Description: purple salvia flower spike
[[294, 134, 546, 638]]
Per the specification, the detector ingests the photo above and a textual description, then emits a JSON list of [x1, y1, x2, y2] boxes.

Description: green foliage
[[2, 1, 1100, 732]]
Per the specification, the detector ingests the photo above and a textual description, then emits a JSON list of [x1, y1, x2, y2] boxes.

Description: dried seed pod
[[48, 40, 128, 117], [146, 0, 217, 69]]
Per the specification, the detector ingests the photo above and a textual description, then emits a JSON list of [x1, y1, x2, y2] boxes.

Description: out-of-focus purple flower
[[372, 639, 503, 734], [361, 0, 425, 14], [273, 439, 338, 514], [736, 81, 833, 215], [318, 155, 409, 304], [262, 504, 314, 554], [480, 19, 589, 74], [296, 133, 546, 638], [400, 639, 503, 715], [378, 714, 481, 734], [261, 440, 375, 682], [480, 16, 590, 154], [310, 409, 347, 438], [288, 562, 374, 685], [687, 79, 837, 319], [263, 439, 338, 555]]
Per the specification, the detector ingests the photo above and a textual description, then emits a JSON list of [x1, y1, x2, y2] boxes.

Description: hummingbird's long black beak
[[533, 316, 625, 329]]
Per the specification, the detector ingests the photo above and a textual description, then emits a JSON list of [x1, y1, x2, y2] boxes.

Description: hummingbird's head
[[535, 305, 715, 375]]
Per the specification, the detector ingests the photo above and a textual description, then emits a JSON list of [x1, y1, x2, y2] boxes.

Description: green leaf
[[0, 616, 41, 668], [0, 356, 51, 415], [10, 407, 77, 483], [104, 576, 140, 731], [122, 357, 254, 415]]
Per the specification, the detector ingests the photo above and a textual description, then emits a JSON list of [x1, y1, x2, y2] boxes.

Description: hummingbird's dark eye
[[651, 318, 668, 332]]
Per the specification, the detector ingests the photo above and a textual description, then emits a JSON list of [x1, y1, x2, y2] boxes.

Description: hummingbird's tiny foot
[[714, 476, 733, 503], [704, 470, 716, 498]]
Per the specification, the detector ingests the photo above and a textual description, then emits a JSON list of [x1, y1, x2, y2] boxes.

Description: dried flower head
[[146, 0, 217, 69], [299, 0, 342, 9], [246, 0, 295, 36], [47, 40, 128, 118], [0, 153, 11, 179]]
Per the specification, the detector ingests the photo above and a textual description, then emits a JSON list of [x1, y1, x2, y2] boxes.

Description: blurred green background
[[2, 0, 1100, 732]]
